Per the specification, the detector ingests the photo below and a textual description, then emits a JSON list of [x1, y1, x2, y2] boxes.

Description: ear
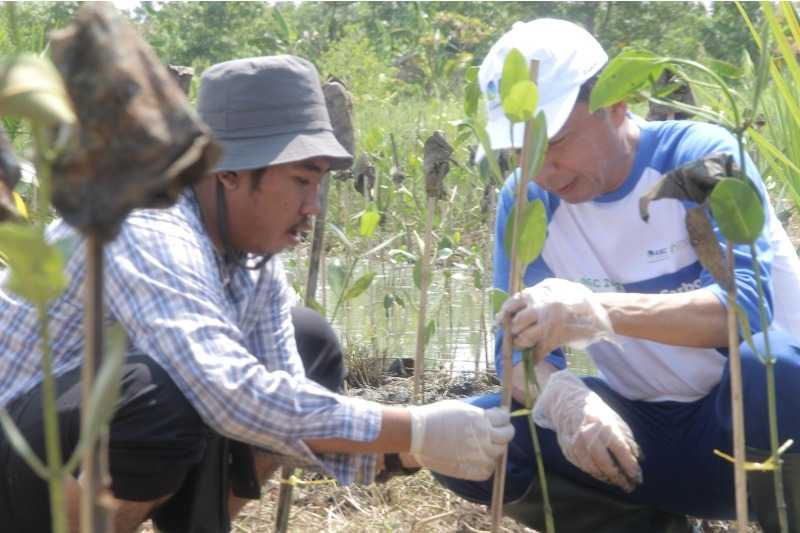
[[608, 101, 628, 126], [214, 171, 241, 191]]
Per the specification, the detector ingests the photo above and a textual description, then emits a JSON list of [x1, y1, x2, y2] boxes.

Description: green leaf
[[83, 325, 126, 441], [359, 207, 380, 237], [437, 247, 453, 262], [502, 80, 538, 124], [413, 260, 422, 289], [0, 223, 67, 305], [500, 48, 529, 103], [732, 302, 757, 355], [465, 65, 479, 84], [307, 297, 325, 316], [473, 268, 483, 290], [523, 112, 548, 179], [489, 287, 510, 315], [327, 222, 353, 251], [438, 235, 453, 251], [589, 50, 666, 113], [423, 319, 436, 348], [327, 260, 347, 297], [470, 120, 504, 182], [364, 232, 402, 258], [464, 66, 481, 118], [0, 54, 75, 127], [709, 178, 765, 244], [705, 58, 743, 80], [65, 325, 127, 473], [272, 6, 291, 42], [343, 272, 376, 301], [504, 199, 547, 268], [389, 248, 417, 263], [0, 409, 48, 479]]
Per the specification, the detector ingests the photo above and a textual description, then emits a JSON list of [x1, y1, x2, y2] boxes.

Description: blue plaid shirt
[[0, 191, 381, 484]]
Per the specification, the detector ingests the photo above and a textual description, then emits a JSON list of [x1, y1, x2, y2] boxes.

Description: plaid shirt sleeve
[[103, 206, 382, 485]]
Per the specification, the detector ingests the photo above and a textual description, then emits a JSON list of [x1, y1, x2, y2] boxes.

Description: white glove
[[532, 370, 642, 492], [408, 400, 514, 481], [496, 278, 615, 362]]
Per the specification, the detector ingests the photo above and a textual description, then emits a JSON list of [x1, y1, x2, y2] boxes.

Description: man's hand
[[532, 369, 642, 492], [496, 278, 615, 362], [408, 400, 514, 480]]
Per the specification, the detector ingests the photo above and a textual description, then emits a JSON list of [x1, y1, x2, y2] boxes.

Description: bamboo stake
[[490, 60, 539, 533], [413, 196, 436, 404], [725, 240, 748, 531]]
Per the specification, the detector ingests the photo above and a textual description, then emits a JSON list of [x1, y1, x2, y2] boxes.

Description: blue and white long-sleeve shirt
[[0, 190, 381, 484], [494, 120, 800, 402]]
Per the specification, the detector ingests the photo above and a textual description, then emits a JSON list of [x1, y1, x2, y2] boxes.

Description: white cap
[[478, 18, 608, 152]]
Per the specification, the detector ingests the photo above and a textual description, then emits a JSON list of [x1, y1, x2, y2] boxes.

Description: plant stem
[[522, 353, 555, 533], [750, 246, 788, 532], [30, 126, 67, 533], [413, 196, 436, 404], [38, 305, 68, 533], [329, 258, 357, 323]]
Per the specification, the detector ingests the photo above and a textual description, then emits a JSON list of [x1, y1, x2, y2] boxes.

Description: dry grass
[[136, 467, 761, 533], [230, 470, 533, 533]]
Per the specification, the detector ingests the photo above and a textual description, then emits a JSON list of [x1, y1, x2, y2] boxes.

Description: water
[[287, 255, 596, 377]]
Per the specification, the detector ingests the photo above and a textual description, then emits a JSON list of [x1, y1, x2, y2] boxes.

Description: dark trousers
[[0, 306, 345, 533], [435, 329, 800, 524]]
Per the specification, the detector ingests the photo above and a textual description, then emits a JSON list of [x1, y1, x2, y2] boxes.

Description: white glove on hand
[[408, 400, 514, 481], [496, 278, 615, 362], [532, 370, 642, 492]]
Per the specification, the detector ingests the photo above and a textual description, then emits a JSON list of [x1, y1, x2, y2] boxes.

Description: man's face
[[225, 157, 330, 254], [533, 102, 630, 204]]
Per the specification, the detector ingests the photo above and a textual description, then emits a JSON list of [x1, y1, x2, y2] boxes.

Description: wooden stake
[[80, 233, 113, 533], [726, 240, 749, 531], [305, 177, 331, 305], [490, 60, 539, 533]]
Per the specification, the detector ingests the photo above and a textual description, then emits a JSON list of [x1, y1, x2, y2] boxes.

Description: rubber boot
[[504, 472, 691, 533], [749, 449, 800, 533]]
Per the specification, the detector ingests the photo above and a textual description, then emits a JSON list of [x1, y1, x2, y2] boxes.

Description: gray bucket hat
[[198, 55, 353, 172]]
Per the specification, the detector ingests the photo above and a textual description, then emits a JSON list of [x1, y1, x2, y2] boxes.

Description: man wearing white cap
[[0, 55, 514, 533], [434, 18, 800, 532]]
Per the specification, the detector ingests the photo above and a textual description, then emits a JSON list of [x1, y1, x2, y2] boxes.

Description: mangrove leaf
[[0, 223, 67, 305], [590, 49, 665, 113], [500, 48, 528, 103], [504, 199, 547, 269], [523, 112, 548, 180], [343, 272, 376, 301], [490, 287, 510, 315], [503, 80, 538, 124], [709, 178, 765, 244]]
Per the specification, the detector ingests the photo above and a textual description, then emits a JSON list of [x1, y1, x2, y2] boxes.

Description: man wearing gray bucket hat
[[0, 55, 513, 533]]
